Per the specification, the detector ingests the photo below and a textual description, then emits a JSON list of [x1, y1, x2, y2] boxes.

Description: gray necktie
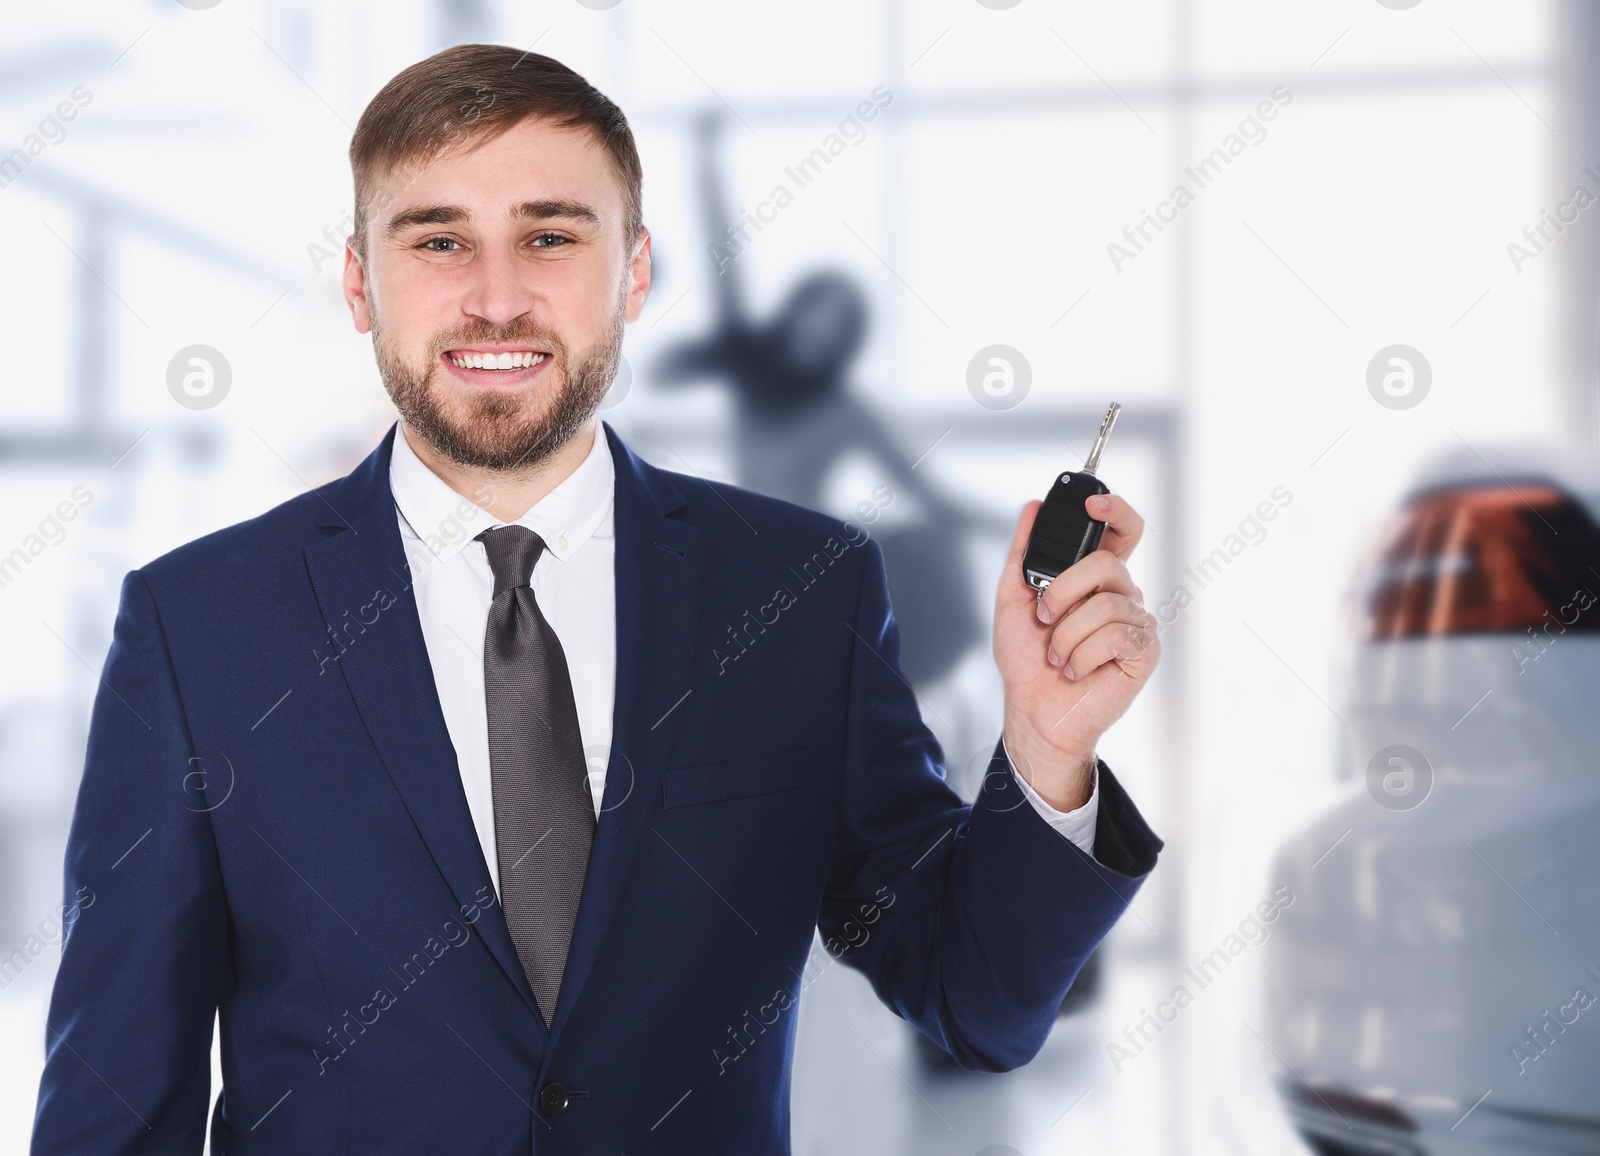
[[477, 524, 595, 1029]]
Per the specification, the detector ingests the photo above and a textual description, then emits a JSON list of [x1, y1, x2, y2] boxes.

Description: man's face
[[344, 115, 650, 471]]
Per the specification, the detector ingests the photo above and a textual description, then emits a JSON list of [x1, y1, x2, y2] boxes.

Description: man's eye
[[530, 233, 571, 249], [419, 236, 460, 252]]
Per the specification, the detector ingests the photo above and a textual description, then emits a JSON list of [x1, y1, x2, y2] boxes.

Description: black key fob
[[1023, 403, 1120, 593], [1024, 471, 1110, 592]]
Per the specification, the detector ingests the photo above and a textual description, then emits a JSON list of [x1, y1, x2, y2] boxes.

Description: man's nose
[[458, 239, 539, 328]]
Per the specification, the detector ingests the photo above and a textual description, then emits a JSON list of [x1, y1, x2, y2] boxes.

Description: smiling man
[[32, 45, 1162, 1156]]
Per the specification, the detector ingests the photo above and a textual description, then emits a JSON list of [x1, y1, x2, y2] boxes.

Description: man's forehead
[[392, 117, 607, 191], [374, 122, 619, 230]]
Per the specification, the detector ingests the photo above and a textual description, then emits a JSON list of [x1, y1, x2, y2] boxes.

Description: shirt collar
[[390, 420, 614, 566]]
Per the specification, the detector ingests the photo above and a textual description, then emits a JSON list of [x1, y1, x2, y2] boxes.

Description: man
[[32, 44, 1162, 1155]]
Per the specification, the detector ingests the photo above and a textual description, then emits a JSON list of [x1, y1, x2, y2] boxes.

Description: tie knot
[[477, 525, 548, 596]]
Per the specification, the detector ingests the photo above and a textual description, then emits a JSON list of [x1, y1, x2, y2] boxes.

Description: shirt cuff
[[1000, 735, 1100, 857]]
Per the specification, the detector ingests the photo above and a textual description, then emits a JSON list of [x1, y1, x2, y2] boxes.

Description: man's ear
[[344, 239, 373, 334], [624, 226, 652, 324]]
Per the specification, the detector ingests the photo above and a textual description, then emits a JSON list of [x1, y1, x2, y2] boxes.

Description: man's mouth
[[442, 346, 552, 372]]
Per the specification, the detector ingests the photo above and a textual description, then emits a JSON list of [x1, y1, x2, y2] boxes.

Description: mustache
[[429, 322, 568, 359]]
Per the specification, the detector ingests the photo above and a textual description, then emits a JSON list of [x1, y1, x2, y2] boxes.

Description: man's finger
[[1062, 620, 1160, 681], [1046, 592, 1152, 666], [1037, 549, 1138, 625], [1084, 492, 1144, 559]]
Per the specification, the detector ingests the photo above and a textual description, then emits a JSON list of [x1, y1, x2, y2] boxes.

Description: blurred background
[[1, 1, 1595, 1153]]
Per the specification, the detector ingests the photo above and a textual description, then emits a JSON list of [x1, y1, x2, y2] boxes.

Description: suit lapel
[[302, 424, 542, 1026], [545, 420, 705, 1040]]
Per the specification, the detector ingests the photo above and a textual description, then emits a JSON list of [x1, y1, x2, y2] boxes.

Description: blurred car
[[1264, 444, 1600, 1155]]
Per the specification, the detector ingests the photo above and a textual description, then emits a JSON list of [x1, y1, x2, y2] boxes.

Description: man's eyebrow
[[386, 205, 467, 239], [385, 199, 602, 241], [512, 199, 601, 227]]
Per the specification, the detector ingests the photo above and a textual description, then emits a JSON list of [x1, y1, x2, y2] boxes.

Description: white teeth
[[447, 351, 548, 370]]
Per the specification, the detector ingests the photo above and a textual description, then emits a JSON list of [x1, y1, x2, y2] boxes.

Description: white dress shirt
[[388, 422, 1101, 896]]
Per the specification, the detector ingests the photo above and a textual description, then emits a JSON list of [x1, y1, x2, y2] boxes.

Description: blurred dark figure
[[657, 111, 1009, 689]]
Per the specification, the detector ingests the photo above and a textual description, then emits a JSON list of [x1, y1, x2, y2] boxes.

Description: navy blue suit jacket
[[32, 421, 1161, 1155]]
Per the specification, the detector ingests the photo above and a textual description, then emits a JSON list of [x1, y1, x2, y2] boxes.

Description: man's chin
[[435, 378, 545, 422], [412, 410, 564, 471], [399, 372, 598, 472]]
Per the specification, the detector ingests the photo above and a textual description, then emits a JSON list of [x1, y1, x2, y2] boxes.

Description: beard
[[372, 281, 626, 472]]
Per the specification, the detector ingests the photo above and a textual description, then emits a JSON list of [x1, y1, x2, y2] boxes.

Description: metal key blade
[[1082, 402, 1121, 477]]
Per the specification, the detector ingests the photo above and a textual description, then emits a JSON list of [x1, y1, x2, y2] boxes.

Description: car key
[[1023, 402, 1121, 593]]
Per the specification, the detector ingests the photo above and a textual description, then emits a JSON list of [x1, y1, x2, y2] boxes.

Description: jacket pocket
[[662, 746, 815, 809]]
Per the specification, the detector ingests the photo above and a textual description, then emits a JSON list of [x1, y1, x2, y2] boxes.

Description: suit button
[[539, 1081, 570, 1116]]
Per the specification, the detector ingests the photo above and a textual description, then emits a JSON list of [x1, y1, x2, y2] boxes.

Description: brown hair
[[348, 43, 643, 262]]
